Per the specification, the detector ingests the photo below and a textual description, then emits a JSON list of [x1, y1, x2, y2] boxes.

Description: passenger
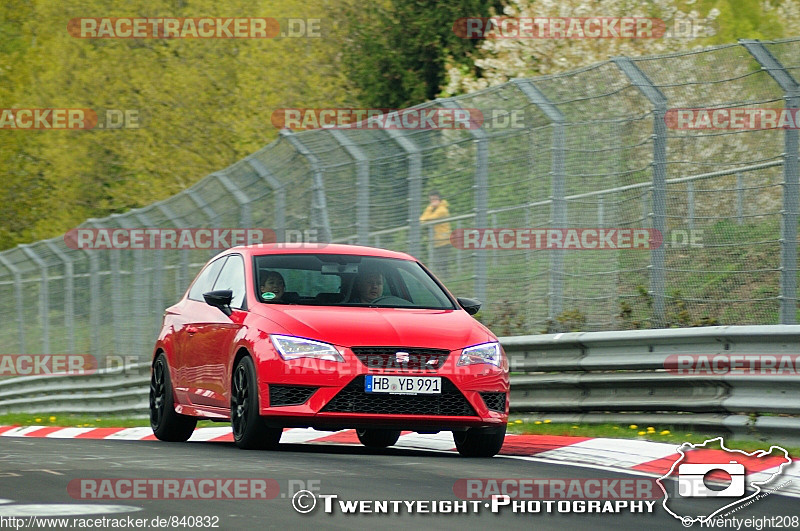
[[260, 271, 285, 302]]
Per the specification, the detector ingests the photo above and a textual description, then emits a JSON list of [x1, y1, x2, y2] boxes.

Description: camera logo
[[657, 437, 792, 525], [677, 461, 745, 498]]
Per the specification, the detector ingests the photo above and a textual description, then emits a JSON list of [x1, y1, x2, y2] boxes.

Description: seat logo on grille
[[395, 351, 410, 364]]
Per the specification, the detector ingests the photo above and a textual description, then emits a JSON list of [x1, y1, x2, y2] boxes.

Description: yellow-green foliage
[[0, 0, 352, 249]]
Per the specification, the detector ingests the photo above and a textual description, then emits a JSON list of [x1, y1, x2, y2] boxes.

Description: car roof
[[223, 243, 417, 261]]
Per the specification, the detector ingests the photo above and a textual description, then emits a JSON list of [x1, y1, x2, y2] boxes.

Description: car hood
[[251, 305, 493, 350]]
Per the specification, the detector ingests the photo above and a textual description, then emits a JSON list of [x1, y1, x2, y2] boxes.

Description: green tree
[[339, 0, 502, 108], [0, 0, 352, 249]]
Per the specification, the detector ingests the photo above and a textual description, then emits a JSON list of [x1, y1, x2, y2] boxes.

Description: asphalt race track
[[0, 436, 798, 530]]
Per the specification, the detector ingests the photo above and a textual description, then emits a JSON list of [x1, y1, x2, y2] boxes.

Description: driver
[[353, 269, 384, 303]]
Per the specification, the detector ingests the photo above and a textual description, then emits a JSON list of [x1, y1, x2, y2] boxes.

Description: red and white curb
[[2, 425, 798, 497]]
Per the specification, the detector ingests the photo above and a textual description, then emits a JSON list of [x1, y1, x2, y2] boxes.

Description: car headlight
[[457, 342, 502, 367], [270, 334, 344, 362]]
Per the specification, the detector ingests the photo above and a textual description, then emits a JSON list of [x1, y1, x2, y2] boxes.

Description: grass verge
[[0, 413, 219, 429]]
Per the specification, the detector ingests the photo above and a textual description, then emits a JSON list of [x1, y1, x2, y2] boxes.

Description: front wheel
[[356, 429, 401, 449], [150, 354, 197, 442], [453, 425, 506, 457], [231, 356, 282, 450]]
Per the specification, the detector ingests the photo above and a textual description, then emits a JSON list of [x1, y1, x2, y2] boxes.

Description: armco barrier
[[504, 325, 800, 446], [0, 363, 150, 416], [1, 326, 798, 445]]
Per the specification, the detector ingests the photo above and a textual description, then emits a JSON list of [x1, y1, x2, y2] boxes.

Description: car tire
[[231, 356, 282, 450], [453, 425, 506, 457], [150, 353, 197, 442], [356, 429, 401, 449]]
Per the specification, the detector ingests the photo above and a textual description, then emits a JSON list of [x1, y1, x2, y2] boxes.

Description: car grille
[[321, 376, 477, 416], [480, 392, 507, 413], [269, 385, 318, 406], [351, 347, 450, 371]]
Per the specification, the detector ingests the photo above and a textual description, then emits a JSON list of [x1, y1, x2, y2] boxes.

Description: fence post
[[156, 202, 190, 301], [0, 254, 25, 353], [131, 209, 164, 360], [110, 213, 147, 360], [742, 40, 799, 324], [280, 130, 332, 242], [687, 182, 695, 231], [613, 56, 668, 327], [440, 100, 488, 301], [598, 195, 604, 227], [246, 156, 286, 241], [78, 224, 102, 359], [428, 226, 434, 264], [736, 172, 744, 226], [45, 241, 75, 354], [185, 189, 219, 258], [133, 210, 163, 339], [383, 127, 422, 257], [491, 213, 498, 267], [455, 219, 462, 274], [330, 130, 370, 245], [187, 189, 218, 221], [513, 79, 566, 325], [187, 188, 219, 254], [87, 219, 124, 357], [212, 171, 252, 228], [19, 245, 49, 354]]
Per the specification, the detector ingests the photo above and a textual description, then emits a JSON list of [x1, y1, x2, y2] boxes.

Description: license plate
[[365, 375, 441, 395]]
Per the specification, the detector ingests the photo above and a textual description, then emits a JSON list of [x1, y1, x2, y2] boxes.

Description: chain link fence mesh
[[0, 38, 798, 362]]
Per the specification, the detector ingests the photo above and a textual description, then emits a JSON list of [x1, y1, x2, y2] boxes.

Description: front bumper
[[254, 347, 509, 430]]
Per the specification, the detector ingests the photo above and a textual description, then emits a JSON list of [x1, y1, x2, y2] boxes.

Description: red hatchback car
[[150, 244, 509, 457]]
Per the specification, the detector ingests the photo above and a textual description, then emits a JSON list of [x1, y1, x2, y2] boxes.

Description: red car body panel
[[153, 244, 509, 432]]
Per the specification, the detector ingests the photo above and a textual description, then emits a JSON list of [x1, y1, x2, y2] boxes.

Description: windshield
[[253, 254, 456, 310]]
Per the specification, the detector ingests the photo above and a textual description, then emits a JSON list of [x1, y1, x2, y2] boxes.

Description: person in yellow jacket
[[419, 190, 453, 275]]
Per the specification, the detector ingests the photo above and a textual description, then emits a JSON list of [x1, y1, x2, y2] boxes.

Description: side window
[[188, 257, 227, 302], [213, 254, 246, 309]]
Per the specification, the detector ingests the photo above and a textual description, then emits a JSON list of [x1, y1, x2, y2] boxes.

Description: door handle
[[186, 325, 199, 334]]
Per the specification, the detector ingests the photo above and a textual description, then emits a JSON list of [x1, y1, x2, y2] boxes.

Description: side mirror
[[457, 297, 481, 315], [203, 290, 233, 316]]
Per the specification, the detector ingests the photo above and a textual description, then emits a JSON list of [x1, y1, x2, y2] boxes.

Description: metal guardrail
[[504, 325, 800, 446], [1, 326, 798, 445], [0, 363, 151, 416]]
